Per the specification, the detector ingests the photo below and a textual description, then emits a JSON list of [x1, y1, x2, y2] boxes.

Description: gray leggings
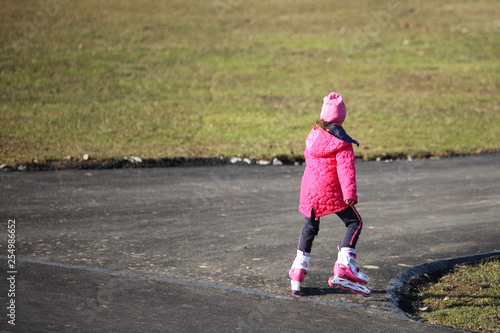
[[297, 206, 363, 253]]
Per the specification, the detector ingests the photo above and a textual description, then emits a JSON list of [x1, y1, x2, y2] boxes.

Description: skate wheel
[[328, 277, 338, 288], [339, 285, 349, 291], [362, 290, 372, 298], [351, 289, 359, 295]]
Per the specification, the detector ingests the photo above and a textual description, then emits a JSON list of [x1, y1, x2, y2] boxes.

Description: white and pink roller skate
[[328, 247, 371, 297], [289, 250, 310, 294]]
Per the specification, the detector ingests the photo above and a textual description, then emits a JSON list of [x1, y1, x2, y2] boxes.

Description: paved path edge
[[386, 250, 500, 328]]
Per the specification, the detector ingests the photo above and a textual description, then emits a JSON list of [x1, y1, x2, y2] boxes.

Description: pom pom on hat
[[320, 92, 346, 125]]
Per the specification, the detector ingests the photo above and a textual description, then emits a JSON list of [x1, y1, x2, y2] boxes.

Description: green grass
[[1, 0, 499, 164], [418, 258, 500, 332]]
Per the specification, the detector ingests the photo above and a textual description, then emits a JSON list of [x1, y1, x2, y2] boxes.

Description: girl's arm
[[336, 145, 358, 205]]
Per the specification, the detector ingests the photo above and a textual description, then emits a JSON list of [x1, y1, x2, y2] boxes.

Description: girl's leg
[[336, 205, 363, 249], [330, 206, 371, 296], [297, 209, 320, 253], [290, 210, 319, 294]]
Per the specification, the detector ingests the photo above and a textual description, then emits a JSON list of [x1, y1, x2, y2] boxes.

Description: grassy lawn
[[1, 0, 499, 164], [418, 258, 500, 333]]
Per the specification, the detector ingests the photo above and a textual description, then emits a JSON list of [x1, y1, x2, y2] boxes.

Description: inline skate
[[289, 250, 310, 294], [328, 247, 371, 297]]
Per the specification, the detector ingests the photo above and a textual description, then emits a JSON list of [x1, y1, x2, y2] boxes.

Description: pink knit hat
[[320, 92, 346, 124]]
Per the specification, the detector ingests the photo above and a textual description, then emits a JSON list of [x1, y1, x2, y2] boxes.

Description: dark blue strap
[[326, 124, 359, 147]]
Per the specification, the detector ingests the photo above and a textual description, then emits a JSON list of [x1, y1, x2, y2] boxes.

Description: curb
[[0, 156, 302, 172], [386, 250, 500, 323]]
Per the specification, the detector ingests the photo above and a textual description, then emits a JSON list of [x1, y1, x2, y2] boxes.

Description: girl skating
[[289, 92, 371, 297]]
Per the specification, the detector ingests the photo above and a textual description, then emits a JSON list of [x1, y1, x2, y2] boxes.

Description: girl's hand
[[345, 199, 356, 205]]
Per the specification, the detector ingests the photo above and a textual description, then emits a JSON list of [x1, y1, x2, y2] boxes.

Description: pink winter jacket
[[299, 127, 358, 218]]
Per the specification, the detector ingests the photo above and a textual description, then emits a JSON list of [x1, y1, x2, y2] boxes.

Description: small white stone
[[272, 158, 283, 165], [83, 154, 90, 160], [257, 160, 271, 166], [230, 157, 242, 164], [243, 158, 253, 165], [130, 156, 142, 163]]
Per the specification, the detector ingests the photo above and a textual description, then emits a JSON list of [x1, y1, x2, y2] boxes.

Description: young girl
[[289, 92, 371, 297]]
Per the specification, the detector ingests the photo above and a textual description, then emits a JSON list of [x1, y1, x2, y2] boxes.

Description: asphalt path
[[0, 153, 499, 332]]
